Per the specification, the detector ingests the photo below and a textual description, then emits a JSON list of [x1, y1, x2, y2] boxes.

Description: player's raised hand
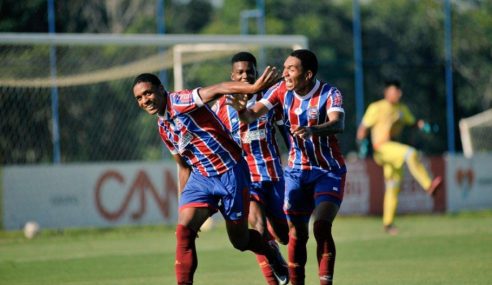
[[253, 66, 281, 92], [291, 126, 312, 139], [225, 94, 248, 112], [417, 119, 439, 134]]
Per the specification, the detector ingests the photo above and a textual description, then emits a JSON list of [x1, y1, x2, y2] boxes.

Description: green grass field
[[1, 212, 491, 285]]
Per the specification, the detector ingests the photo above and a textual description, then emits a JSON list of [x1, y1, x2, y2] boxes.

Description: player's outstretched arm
[[225, 94, 270, 123], [356, 122, 370, 158], [197, 66, 280, 104], [356, 122, 369, 141]]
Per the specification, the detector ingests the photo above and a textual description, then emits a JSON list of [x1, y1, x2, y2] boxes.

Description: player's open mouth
[[146, 103, 157, 112]]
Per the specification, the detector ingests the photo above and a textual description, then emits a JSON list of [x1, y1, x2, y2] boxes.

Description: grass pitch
[[1, 212, 491, 285]]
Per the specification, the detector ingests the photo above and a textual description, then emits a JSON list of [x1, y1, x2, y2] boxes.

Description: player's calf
[[175, 224, 198, 285], [314, 220, 336, 285], [288, 235, 308, 285]]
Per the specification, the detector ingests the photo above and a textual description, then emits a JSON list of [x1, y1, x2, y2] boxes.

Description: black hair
[[290, 49, 318, 77], [231, 51, 257, 67], [384, 79, 401, 89], [133, 73, 161, 88]]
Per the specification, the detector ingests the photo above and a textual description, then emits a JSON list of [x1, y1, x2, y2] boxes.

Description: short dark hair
[[231, 51, 257, 67], [133, 73, 161, 88], [290, 49, 318, 77], [384, 79, 401, 89]]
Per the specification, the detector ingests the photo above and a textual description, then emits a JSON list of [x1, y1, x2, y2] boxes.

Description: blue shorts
[[283, 167, 346, 222], [179, 159, 251, 221], [250, 179, 287, 221]]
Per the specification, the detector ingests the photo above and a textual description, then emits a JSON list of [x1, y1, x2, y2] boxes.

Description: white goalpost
[[0, 33, 308, 90], [459, 108, 492, 158], [0, 33, 307, 164]]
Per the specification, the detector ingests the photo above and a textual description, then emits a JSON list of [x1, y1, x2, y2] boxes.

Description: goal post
[[459, 108, 492, 158], [0, 33, 308, 89], [0, 33, 308, 164], [0, 33, 307, 90]]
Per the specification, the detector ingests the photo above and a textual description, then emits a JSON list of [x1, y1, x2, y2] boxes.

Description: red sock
[[246, 229, 283, 284], [288, 235, 308, 285], [313, 220, 335, 285], [175, 225, 197, 285], [256, 253, 278, 285]]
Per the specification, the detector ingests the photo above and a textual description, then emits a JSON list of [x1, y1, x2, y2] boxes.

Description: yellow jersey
[[361, 99, 415, 149]]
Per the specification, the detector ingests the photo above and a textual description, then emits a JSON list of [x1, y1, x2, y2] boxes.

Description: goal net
[[459, 108, 492, 157], [0, 33, 307, 164]]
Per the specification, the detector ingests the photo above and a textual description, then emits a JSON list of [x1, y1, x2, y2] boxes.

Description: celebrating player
[[212, 52, 289, 285], [356, 79, 443, 235], [132, 68, 289, 285], [228, 49, 346, 285]]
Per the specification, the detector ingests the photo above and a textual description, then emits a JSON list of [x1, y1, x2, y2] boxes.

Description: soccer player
[[132, 68, 289, 285], [356, 79, 443, 235], [228, 49, 346, 285], [212, 52, 289, 285]]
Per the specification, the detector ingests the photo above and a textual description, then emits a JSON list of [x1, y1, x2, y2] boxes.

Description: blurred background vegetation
[[1, 0, 491, 164]]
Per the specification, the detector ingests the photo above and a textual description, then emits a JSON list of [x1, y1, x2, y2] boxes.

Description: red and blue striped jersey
[[157, 88, 242, 177], [212, 93, 284, 182], [260, 80, 346, 171]]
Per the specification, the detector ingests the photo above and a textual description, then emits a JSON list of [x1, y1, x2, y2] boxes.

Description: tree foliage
[[1, 0, 491, 163]]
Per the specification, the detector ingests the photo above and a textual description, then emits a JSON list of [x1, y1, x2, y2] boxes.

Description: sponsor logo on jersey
[[308, 107, 319, 120], [242, 129, 267, 143], [332, 90, 343, 106], [178, 92, 193, 104], [178, 132, 193, 152]]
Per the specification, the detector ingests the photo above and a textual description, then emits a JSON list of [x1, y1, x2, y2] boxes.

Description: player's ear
[[305, 70, 313, 81], [158, 84, 166, 95], [230, 72, 235, 81], [253, 65, 259, 78]]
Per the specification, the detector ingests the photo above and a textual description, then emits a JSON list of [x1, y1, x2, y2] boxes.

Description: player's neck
[[157, 92, 168, 116], [295, 80, 316, 96]]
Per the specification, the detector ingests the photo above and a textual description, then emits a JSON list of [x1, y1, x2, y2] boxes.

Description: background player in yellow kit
[[356, 79, 442, 235]]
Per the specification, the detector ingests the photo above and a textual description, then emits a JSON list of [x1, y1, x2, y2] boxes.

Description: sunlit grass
[[1, 212, 491, 285]]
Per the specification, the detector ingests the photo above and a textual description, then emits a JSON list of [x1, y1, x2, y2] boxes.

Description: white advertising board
[[446, 153, 492, 212], [339, 161, 370, 215], [397, 163, 434, 214], [3, 162, 179, 230]]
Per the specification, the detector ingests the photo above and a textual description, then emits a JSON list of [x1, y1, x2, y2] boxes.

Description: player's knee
[[405, 148, 419, 162], [277, 233, 289, 245], [275, 225, 289, 245], [385, 180, 400, 191], [176, 224, 197, 247], [249, 219, 265, 236], [230, 238, 249, 251], [313, 220, 332, 241], [289, 226, 309, 242]]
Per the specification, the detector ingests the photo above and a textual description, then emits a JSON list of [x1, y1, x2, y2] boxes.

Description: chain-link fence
[[0, 35, 303, 165], [2, 1, 492, 165]]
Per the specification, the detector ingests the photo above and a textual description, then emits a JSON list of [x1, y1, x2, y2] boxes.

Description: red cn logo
[[94, 169, 178, 221]]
